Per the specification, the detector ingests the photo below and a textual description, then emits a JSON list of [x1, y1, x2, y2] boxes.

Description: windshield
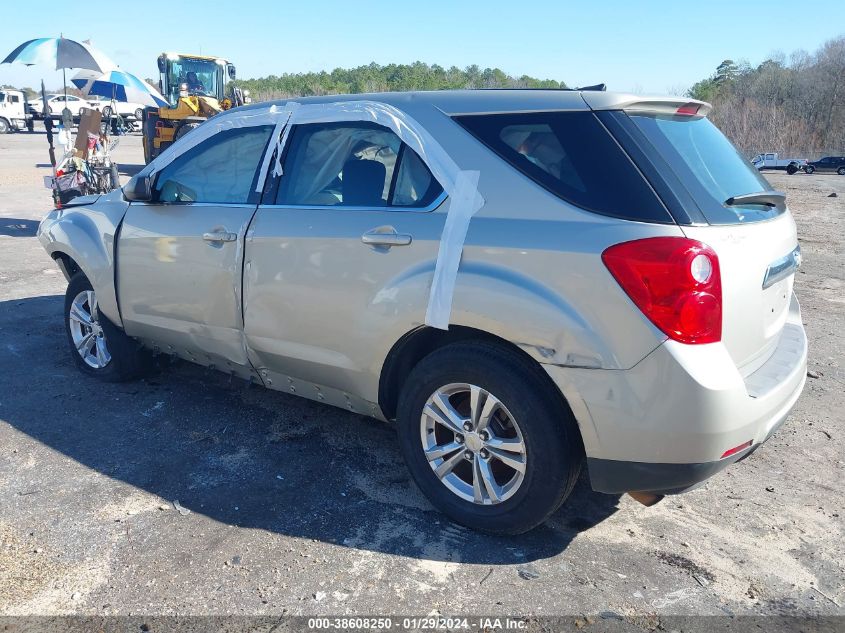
[[630, 114, 778, 224], [165, 58, 222, 104]]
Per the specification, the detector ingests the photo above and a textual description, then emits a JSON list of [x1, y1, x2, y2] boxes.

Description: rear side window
[[453, 111, 671, 223], [628, 114, 778, 224]]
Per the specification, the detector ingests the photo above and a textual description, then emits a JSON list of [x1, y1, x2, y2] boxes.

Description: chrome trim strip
[[762, 244, 801, 290], [258, 190, 448, 214]]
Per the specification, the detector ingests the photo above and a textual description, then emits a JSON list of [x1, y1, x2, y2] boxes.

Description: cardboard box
[[74, 108, 102, 159]]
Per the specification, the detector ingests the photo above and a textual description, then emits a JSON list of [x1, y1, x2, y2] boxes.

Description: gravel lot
[[0, 128, 843, 624]]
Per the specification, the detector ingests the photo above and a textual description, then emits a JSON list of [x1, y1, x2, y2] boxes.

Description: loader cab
[[156, 53, 236, 107]]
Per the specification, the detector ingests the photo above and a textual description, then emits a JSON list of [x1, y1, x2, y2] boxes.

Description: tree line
[[688, 35, 845, 158], [234, 61, 565, 100]]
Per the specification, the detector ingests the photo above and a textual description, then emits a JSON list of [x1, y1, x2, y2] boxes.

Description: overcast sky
[[2, 1, 843, 94]]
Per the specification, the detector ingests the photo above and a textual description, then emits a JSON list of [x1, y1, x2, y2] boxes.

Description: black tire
[[804, 165, 815, 174], [64, 272, 150, 382], [396, 341, 583, 534], [837, 166, 845, 176], [174, 122, 201, 142], [134, 108, 144, 121], [786, 163, 798, 175], [0, 118, 9, 134], [102, 105, 112, 119]]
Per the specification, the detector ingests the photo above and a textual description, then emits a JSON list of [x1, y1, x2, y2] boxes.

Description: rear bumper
[[586, 407, 788, 494], [544, 293, 807, 494]]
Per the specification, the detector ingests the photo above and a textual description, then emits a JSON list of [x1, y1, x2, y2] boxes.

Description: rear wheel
[[396, 341, 583, 534], [134, 108, 144, 121], [102, 105, 112, 119], [64, 273, 150, 382]]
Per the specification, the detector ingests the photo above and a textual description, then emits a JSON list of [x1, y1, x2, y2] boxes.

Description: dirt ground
[[0, 128, 843, 626]]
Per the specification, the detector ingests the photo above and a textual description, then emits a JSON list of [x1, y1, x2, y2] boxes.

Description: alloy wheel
[[420, 383, 527, 505], [68, 289, 111, 369]]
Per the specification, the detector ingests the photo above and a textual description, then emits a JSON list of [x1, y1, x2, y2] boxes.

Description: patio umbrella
[[2, 37, 115, 123], [72, 69, 167, 108], [2, 37, 114, 73]]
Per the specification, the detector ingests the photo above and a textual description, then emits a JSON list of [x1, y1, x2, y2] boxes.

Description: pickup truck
[[751, 153, 807, 174], [0, 89, 34, 133]]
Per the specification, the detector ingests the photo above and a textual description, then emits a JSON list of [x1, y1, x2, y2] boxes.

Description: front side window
[[276, 121, 442, 208], [154, 124, 274, 204], [454, 111, 670, 223]]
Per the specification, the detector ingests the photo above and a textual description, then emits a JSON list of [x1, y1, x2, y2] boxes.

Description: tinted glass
[[453, 111, 671, 223], [155, 125, 273, 204], [629, 114, 778, 224], [277, 122, 442, 208]]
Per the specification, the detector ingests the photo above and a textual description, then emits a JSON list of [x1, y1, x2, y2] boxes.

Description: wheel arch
[[40, 209, 124, 328], [378, 325, 583, 451]]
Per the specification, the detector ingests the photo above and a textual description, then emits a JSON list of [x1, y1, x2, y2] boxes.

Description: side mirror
[[157, 56, 167, 74], [227, 64, 236, 80], [124, 175, 152, 202]]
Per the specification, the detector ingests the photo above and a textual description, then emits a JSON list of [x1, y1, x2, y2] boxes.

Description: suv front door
[[117, 123, 274, 375]]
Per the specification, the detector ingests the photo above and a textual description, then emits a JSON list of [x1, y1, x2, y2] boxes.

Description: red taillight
[[721, 440, 752, 459], [602, 237, 722, 345], [676, 103, 701, 116]]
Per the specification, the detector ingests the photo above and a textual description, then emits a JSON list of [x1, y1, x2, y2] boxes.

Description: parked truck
[[751, 153, 807, 174], [0, 88, 34, 133]]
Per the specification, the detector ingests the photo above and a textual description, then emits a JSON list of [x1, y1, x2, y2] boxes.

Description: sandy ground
[[0, 128, 843, 626]]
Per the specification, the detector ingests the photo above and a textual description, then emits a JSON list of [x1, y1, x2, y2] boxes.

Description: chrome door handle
[[203, 231, 237, 243], [361, 229, 412, 247]]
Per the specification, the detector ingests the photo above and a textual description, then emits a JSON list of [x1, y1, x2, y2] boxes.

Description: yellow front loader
[[142, 52, 249, 163]]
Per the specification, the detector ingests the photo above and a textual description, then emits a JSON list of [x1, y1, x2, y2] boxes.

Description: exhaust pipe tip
[[628, 491, 665, 507]]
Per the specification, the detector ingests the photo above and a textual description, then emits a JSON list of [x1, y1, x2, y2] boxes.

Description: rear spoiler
[[581, 93, 712, 117]]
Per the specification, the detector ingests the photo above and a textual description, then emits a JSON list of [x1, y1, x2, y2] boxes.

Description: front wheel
[[64, 273, 150, 382], [0, 118, 10, 134], [837, 166, 845, 176], [397, 341, 583, 534], [804, 165, 815, 174]]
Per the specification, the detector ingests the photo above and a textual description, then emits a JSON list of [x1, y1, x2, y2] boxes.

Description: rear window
[[453, 111, 672, 223], [629, 114, 779, 224]]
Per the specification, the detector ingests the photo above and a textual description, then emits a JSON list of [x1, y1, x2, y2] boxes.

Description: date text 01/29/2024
[[307, 617, 528, 630]]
